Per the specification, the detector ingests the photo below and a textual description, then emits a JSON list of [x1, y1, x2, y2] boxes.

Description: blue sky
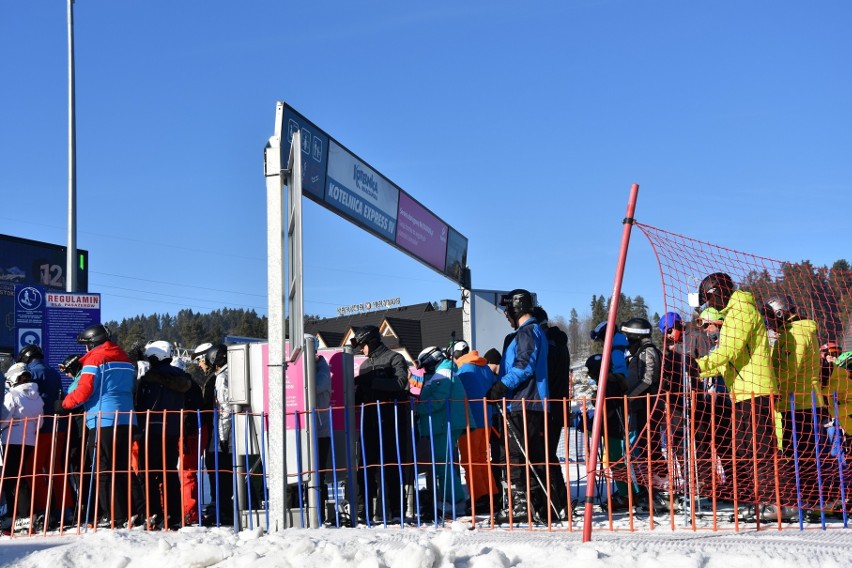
[[2, 1, 850, 330]]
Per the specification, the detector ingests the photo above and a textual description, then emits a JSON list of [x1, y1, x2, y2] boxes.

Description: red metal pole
[[582, 183, 640, 542]]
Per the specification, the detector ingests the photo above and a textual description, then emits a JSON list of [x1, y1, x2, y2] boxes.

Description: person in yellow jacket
[[764, 295, 823, 415], [693, 272, 782, 518], [762, 294, 824, 509]]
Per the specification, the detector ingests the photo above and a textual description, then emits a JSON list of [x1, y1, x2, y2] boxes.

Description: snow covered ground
[[2, 519, 852, 567]]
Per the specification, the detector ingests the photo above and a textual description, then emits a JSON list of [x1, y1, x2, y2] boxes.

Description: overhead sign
[[280, 104, 469, 287], [0, 234, 89, 354], [14, 284, 100, 391]]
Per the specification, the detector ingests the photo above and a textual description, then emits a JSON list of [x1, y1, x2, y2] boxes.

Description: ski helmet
[[451, 340, 470, 359], [620, 317, 652, 339], [16, 344, 44, 364], [762, 294, 797, 322], [5, 362, 33, 386], [205, 344, 228, 369], [698, 307, 725, 327], [698, 272, 734, 306], [657, 312, 682, 334], [351, 325, 381, 350], [143, 340, 173, 364], [416, 346, 446, 374], [77, 324, 111, 350], [590, 321, 608, 341], [59, 354, 82, 377], [820, 342, 840, 356], [501, 289, 535, 322], [192, 342, 214, 362]]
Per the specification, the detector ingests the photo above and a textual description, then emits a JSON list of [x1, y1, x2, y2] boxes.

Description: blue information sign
[[14, 285, 100, 391], [281, 105, 330, 202]]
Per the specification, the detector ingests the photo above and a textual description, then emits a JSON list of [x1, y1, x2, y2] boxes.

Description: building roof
[[304, 300, 462, 363]]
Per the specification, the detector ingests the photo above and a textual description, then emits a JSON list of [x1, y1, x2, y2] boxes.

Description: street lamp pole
[[66, 0, 77, 293]]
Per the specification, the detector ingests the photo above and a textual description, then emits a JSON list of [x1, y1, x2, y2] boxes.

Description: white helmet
[[5, 362, 32, 386], [416, 346, 446, 373], [192, 342, 213, 362], [144, 340, 173, 362]]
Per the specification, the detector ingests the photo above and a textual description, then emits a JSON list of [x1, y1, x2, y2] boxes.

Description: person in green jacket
[[415, 346, 468, 518], [694, 272, 782, 519]]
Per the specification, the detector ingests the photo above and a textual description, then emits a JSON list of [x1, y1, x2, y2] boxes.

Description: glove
[[53, 399, 70, 415], [486, 381, 508, 400]]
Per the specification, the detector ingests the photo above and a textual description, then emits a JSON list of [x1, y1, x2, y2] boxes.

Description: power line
[[91, 271, 266, 298], [92, 283, 265, 310]]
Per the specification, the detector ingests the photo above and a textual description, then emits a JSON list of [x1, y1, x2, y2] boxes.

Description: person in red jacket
[[62, 324, 144, 528]]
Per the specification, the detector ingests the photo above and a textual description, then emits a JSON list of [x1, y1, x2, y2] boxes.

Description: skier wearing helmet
[[693, 273, 779, 520]]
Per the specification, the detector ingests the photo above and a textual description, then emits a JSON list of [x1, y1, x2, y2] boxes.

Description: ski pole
[[494, 403, 562, 523]]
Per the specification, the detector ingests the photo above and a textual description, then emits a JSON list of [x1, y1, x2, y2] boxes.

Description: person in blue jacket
[[590, 321, 630, 377], [62, 324, 144, 528], [452, 340, 499, 513], [487, 289, 549, 522], [416, 346, 468, 518]]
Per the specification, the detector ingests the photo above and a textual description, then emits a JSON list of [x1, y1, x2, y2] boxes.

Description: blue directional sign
[[277, 103, 469, 288], [281, 105, 329, 202], [326, 140, 399, 242]]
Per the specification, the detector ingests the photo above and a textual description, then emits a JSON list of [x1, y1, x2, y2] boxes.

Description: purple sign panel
[[395, 192, 448, 271]]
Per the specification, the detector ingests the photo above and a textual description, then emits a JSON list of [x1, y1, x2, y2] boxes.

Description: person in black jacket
[[350, 325, 411, 523], [136, 341, 192, 529], [531, 307, 571, 517], [584, 354, 630, 508]]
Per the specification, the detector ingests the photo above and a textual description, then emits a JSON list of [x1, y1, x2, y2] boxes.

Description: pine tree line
[[104, 308, 271, 355], [552, 293, 659, 368]]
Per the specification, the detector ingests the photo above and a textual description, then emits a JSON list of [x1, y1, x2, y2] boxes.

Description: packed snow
[[2, 520, 852, 568]]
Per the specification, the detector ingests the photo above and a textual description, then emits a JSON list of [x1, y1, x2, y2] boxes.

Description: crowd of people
[[3, 273, 852, 532], [347, 288, 574, 525], [0, 324, 238, 533], [344, 276, 852, 527]]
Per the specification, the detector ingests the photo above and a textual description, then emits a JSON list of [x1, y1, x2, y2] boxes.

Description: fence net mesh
[[603, 222, 852, 513]]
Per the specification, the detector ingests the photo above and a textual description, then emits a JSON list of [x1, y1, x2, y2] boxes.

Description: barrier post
[[582, 183, 640, 542]]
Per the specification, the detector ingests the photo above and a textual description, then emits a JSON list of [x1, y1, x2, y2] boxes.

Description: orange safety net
[[601, 222, 852, 517]]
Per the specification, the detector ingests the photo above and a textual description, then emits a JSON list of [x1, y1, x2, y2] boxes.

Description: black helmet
[[77, 324, 111, 350], [501, 289, 535, 321], [205, 344, 228, 368], [416, 346, 447, 374], [351, 325, 381, 350], [762, 294, 797, 322], [16, 344, 44, 364], [698, 272, 734, 306], [585, 354, 603, 380], [620, 317, 652, 340], [59, 354, 83, 377], [590, 321, 607, 341]]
